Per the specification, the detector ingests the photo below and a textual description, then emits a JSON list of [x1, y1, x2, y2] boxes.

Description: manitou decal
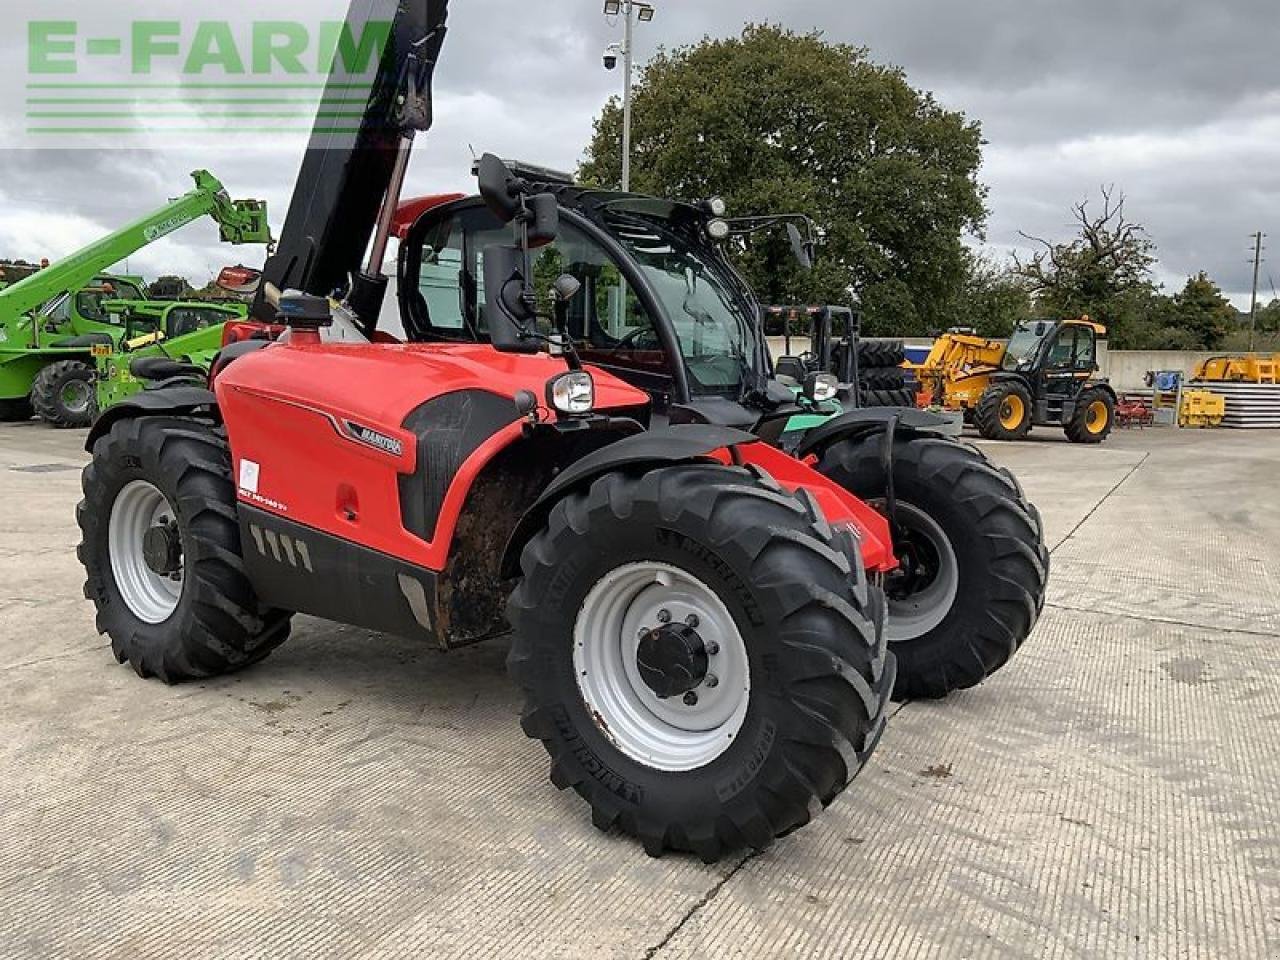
[[343, 420, 403, 457]]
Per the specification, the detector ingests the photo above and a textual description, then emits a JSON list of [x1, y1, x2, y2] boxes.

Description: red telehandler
[[77, 0, 897, 861]]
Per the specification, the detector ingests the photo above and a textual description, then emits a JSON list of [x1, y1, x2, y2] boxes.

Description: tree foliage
[[579, 24, 987, 336]]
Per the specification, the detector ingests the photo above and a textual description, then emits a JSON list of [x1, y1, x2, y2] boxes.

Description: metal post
[[1248, 231, 1264, 352], [621, 1, 634, 192]]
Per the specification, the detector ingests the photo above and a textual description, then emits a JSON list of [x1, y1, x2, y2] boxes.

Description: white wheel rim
[[108, 480, 184, 624], [884, 502, 959, 642], [573, 562, 750, 772]]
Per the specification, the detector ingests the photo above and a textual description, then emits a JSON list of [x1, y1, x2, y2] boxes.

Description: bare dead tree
[[1012, 185, 1155, 298]]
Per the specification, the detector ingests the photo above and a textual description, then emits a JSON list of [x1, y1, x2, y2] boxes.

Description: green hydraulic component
[[0, 170, 269, 426]]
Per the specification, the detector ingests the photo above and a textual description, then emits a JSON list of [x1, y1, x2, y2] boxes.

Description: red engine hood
[[215, 340, 650, 427]]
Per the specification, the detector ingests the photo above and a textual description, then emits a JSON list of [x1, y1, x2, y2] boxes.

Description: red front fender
[[718, 443, 897, 575]]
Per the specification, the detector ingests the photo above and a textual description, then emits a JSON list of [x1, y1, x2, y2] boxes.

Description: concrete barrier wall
[[766, 336, 1218, 393], [1098, 349, 1220, 391]]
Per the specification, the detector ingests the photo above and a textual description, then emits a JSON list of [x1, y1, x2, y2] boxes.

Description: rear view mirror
[[482, 245, 540, 355], [477, 154, 522, 224], [787, 222, 813, 271]]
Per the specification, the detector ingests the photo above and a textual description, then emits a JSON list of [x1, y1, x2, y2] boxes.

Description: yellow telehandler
[[913, 318, 1116, 443]]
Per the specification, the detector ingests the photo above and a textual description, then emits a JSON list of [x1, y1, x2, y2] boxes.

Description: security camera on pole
[[602, 0, 655, 192]]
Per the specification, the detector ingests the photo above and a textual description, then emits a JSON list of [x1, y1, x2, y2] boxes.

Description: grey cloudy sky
[[0, 0, 1275, 307]]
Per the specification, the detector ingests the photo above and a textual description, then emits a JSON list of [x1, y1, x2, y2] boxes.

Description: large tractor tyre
[[507, 463, 893, 862], [77, 416, 292, 683], [817, 434, 1048, 701], [1065, 388, 1114, 444], [31, 359, 96, 428], [0, 397, 33, 422], [856, 339, 906, 368], [860, 367, 908, 391], [859, 387, 918, 409], [973, 381, 1033, 441]]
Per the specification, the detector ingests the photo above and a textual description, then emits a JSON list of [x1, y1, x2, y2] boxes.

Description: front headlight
[[804, 372, 838, 403], [706, 218, 731, 241], [547, 371, 594, 414]]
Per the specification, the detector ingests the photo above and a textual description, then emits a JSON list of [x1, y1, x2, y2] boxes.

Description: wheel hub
[[637, 622, 709, 699], [142, 520, 182, 578]]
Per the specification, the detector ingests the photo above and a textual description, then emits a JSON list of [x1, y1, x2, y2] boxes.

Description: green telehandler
[[0, 170, 269, 427]]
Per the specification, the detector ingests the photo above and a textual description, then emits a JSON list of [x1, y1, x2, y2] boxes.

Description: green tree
[[1170, 272, 1234, 349], [579, 24, 987, 336], [947, 251, 1032, 338]]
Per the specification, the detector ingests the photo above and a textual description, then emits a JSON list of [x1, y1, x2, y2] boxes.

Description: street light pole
[[604, 1, 653, 192], [621, 2, 634, 192]]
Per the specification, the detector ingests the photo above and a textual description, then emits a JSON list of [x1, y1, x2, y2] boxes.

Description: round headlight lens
[[706, 218, 731, 241], [547, 371, 595, 414], [706, 196, 727, 217]]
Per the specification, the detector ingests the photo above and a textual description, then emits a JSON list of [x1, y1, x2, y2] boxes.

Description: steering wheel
[[617, 327, 662, 351]]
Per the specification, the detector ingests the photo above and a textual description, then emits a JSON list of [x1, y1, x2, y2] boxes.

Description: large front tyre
[[77, 416, 292, 683], [817, 435, 1048, 700], [1065, 387, 1114, 444], [507, 464, 893, 862], [973, 381, 1032, 441]]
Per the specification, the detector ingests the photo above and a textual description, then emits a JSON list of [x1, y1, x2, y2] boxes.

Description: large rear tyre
[[508, 464, 893, 862], [973, 381, 1032, 441], [77, 416, 292, 683], [32, 359, 96, 428], [817, 434, 1048, 700], [856, 339, 906, 367], [1065, 387, 1114, 444]]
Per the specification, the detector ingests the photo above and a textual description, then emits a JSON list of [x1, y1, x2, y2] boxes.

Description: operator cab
[[1002, 319, 1100, 375], [398, 179, 779, 426]]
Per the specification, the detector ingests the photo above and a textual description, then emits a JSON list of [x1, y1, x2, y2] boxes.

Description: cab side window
[[415, 217, 469, 335], [1073, 329, 1096, 369], [1047, 328, 1076, 367]]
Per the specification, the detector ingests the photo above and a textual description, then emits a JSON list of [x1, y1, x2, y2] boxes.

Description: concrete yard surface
[[1, 421, 1277, 959]]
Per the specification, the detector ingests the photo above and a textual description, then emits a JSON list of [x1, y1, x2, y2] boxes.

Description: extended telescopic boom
[[0, 170, 268, 335]]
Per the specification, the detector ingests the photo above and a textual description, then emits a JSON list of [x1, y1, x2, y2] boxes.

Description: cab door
[[1038, 325, 1097, 421]]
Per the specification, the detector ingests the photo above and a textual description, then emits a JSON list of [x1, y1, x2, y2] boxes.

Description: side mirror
[[477, 153, 522, 224], [482, 245, 540, 354], [787, 222, 813, 271]]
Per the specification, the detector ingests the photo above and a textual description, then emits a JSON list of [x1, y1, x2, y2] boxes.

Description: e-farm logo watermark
[[24, 18, 390, 141]]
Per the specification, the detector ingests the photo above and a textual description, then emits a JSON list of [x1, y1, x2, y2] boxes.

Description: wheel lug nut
[[682, 691, 698, 706], [704, 674, 719, 688], [657, 609, 671, 623], [705, 641, 719, 655], [685, 614, 699, 628]]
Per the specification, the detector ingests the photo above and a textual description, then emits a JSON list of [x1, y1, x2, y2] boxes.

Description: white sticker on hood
[[239, 458, 261, 495]]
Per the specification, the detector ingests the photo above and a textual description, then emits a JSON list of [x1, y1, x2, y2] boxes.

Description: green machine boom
[[0, 170, 269, 427]]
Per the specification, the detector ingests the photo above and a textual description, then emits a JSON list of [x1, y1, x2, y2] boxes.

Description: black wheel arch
[[85, 386, 220, 453], [793, 406, 953, 460], [499, 424, 759, 579]]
